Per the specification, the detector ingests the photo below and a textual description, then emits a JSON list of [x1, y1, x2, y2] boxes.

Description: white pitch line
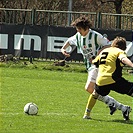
[[0, 112, 21, 115], [42, 112, 77, 116], [0, 112, 77, 116]]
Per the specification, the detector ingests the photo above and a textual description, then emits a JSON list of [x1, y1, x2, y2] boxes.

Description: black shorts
[[95, 77, 133, 96]]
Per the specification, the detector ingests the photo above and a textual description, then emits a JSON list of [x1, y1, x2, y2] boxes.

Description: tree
[[100, 0, 124, 28], [99, 0, 124, 14], [0, 0, 132, 28]]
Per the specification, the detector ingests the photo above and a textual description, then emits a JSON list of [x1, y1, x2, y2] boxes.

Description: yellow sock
[[84, 94, 97, 116]]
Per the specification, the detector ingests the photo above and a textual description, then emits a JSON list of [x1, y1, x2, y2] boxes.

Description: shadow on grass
[[92, 118, 133, 125], [110, 119, 133, 124]]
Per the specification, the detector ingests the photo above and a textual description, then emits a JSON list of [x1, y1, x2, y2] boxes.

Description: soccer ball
[[24, 102, 38, 115]]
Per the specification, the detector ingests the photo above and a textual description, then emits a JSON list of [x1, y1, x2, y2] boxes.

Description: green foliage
[[0, 65, 133, 133]]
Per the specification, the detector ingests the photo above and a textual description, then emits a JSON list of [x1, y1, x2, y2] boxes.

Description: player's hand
[[89, 58, 93, 64], [61, 49, 70, 57], [88, 55, 95, 64]]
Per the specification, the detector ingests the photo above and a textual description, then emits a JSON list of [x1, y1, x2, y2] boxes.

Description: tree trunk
[[114, 0, 124, 29]]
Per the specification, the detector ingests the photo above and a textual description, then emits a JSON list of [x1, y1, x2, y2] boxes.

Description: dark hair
[[111, 36, 126, 50], [71, 16, 92, 30]]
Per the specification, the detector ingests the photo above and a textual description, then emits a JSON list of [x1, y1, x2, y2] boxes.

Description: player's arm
[[61, 34, 77, 57], [121, 57, 133, 67], [61, 41, 71, 57], [97, 33, 111, 55], [97, 45, 110, 55]]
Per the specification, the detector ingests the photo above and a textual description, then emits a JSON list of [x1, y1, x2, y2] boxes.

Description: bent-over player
[[92, 36, 132, 120]]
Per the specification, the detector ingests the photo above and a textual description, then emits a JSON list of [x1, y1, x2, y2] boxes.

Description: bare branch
[[106, 0, 115, 2], [100, 0, 115, 4]]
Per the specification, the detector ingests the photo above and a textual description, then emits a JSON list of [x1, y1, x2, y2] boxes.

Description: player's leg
[[83, 68, 130, 119], [112, 78, 133, 120], [83, 68, 113, 119], [83, 84, 117, 119], [83, 88, 99, 119], [83, 68, 116, 119], [83, 68, 98, 119], [113, 77, 133, 97], [96, 82, 132, 120], [97, 95, 129, 115]]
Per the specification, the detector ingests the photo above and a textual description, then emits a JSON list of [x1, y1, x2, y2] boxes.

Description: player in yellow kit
[[92, 36, 133, 120]]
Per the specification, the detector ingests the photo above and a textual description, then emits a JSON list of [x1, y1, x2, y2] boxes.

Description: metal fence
[[0, 8, 133, 30]]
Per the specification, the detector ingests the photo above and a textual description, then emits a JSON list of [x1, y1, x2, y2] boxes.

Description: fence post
[[31, 8, 36, 25], [116, 15, 121, 29], [5, 10, 9, 23], [68, 0, 73, 26], [29, 39, 34, 63], [97, 12, 101, 28], [19, 38, 24, 58]]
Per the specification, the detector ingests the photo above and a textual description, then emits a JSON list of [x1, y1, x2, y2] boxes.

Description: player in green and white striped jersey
[[67, 28, 107, 70], [61, 16, 130, 119]]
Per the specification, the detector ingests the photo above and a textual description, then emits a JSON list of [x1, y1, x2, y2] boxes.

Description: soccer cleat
[[109, 103, 117, 115], [122, 106, 132, 121], [83, 115, 91, 119]]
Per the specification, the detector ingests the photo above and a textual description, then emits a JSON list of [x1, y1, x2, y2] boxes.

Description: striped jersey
[[67, 29, 110, 70], [93, 47, 127, 86]]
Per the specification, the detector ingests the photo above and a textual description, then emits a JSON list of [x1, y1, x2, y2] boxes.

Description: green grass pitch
[[0, 67, 133, 133]]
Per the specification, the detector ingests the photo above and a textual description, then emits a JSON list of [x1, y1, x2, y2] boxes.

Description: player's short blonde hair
[[111, 36, 126, 50]]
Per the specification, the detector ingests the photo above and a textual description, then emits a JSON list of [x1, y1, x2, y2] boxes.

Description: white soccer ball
[[24, 102, 38, 115]]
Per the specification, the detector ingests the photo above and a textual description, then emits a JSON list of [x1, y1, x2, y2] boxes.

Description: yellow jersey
[[93, 47, 127, 86]]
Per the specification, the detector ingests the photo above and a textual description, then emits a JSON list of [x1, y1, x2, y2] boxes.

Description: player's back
[[96, 47, 125, 86]]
